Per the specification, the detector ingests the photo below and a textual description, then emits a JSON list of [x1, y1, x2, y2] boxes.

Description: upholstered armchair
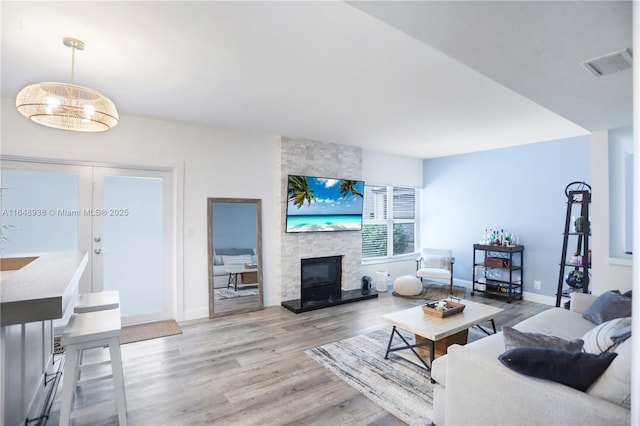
[[416, 248, 455, 294]]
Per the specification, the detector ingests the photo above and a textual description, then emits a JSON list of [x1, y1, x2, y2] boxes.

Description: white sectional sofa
[[431, 292, 631, 425]]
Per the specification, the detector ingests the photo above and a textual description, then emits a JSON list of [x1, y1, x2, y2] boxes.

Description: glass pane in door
[[102, 175, 163, 317], [1, 169, 79, 255]]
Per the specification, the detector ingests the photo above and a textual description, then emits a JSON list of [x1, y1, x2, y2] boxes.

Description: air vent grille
[[581, 48, 632, 77]]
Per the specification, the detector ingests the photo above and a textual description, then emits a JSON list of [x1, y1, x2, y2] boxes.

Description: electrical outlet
[[533, 280, 541, 290]]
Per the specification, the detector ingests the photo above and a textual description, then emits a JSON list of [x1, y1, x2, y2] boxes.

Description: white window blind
[[362, 185, 416, 258]]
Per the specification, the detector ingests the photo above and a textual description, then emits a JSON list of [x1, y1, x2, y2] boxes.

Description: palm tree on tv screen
[[338, 180, 363, 199], [288, 175, 315, 208]]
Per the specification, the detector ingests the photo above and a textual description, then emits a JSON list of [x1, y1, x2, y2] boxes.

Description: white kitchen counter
[[1, 251, 88, 326], [1, 251, 88, 425]]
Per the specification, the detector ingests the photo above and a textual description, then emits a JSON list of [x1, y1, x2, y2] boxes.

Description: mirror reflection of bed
[[208, 198, 263, 317]]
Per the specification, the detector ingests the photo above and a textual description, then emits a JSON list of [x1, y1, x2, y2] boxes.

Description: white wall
[[1, 96, 280, 320], [362, 149, 423, 187], [590, 131, 633, 294]]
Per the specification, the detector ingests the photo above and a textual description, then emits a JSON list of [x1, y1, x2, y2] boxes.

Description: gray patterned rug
[[306, 328, 435, 425]]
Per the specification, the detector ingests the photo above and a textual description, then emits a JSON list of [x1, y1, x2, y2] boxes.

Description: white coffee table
[[382, 298, 503, 372]]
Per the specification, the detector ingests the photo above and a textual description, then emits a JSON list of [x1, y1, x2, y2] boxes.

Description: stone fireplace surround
[[281, 254, 377, 314], [279, 137, 377, 312]]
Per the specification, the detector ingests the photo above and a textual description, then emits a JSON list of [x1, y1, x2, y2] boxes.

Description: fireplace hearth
[[281, 255, 378, 314]]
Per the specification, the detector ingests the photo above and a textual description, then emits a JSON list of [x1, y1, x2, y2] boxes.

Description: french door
[[0, 160, 174, 325]]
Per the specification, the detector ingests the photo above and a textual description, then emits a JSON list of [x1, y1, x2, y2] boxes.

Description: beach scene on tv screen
[[287, 175, 364, 232]]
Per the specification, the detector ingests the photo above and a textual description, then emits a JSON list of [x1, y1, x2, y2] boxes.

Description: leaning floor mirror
[[208, 197, 264, 317]]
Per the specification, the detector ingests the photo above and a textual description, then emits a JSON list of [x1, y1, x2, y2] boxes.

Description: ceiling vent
[[581, 48, 633, 77]]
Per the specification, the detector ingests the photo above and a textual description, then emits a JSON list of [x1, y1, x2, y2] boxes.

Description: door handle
[[94, 248, 108, 255]]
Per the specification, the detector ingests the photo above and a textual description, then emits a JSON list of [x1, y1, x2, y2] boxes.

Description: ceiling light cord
[[63, 37, 84, 85], [70, 43, 75, 85]]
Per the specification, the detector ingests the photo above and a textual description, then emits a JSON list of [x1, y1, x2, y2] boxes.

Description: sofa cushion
[[582, 317, 632, 354], [221, 254, 253, 265], [587, 338, 632, 409], [503, 326, 583, 352], [423, 255, 449, 269], [498, 347, 617, 391], [514, 307, 595, 340], [215, 248, 254, 256], [583, 290, 632, 325], [417, 267, 450, 279]]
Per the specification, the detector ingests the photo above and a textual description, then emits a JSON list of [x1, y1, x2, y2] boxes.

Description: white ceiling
[[1, 1, 632, 159]]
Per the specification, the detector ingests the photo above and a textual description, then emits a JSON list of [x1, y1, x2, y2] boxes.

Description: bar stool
[[74, 290, 120, 313], [73, 290, 121, 381], [60, 309, 127, 425]]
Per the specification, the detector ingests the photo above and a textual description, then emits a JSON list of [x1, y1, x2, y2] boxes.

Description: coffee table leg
[[385, 326, 432, 371], [429, 340, 435, 367], [474, 319, 498, 336], [384, 326, 397, 359]]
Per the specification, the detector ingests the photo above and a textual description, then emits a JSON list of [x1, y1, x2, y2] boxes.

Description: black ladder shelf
[[555, 182, 591, 307]]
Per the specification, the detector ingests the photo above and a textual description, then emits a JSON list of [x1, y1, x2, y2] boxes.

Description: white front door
[[91, 167, 173, 324]]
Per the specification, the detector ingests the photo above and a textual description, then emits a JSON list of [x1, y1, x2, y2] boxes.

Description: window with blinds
[[362, 185, 416, 259]]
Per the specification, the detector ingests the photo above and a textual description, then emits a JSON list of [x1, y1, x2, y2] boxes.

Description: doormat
[[121, 319, 182, 344]]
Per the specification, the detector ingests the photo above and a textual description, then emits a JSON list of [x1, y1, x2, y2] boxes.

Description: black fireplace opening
[[301, 255, 342, 307]]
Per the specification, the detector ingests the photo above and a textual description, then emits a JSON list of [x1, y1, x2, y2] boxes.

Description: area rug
[[121, 319, 182, 344], [306, 328, 434, 425], [393, 282, 466, 300], [214, 285, 259, 299]]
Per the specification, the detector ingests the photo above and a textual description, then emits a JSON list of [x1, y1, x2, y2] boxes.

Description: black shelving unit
[[471, 244, 524, 303], [555, 182, 591, 307]]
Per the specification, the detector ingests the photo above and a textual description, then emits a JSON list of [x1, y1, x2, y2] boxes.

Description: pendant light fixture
[[16, 37, 119, 132]]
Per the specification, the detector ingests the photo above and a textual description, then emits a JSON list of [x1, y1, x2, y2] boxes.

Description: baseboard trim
[[521, 292, 556, 306]]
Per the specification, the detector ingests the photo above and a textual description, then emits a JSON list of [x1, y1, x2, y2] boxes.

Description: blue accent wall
[[422, 136, 590, 297]]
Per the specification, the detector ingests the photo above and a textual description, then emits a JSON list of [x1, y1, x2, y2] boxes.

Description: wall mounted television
[[286, 175, 365, 233]]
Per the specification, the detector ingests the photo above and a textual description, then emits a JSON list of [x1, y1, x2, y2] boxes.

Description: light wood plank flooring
[[46, 291, 551, 425]]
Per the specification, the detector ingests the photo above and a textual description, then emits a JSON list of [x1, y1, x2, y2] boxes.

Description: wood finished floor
[[46, 291, 551, 426]]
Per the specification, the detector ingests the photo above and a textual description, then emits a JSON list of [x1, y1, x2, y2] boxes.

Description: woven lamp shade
[[16, 82, 119, 132]]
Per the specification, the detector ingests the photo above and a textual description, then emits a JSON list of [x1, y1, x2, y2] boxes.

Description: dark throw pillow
[[502, 326, 583, 352], [583, 290, 632, 325], [498, 347, 618, 392]]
